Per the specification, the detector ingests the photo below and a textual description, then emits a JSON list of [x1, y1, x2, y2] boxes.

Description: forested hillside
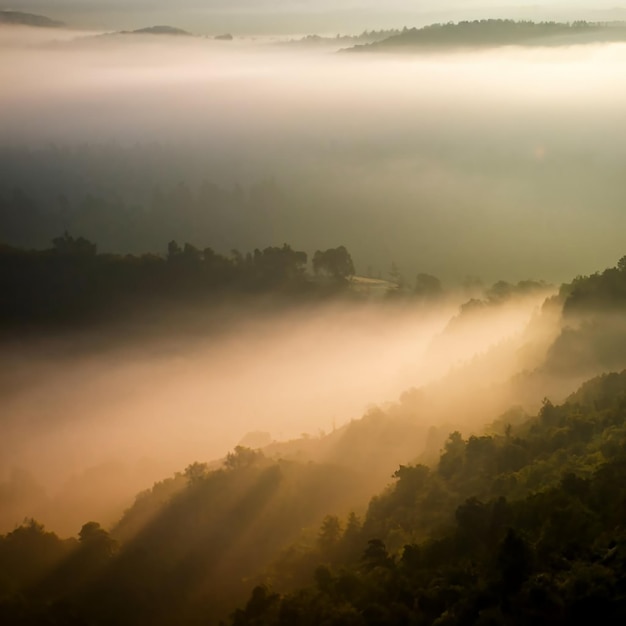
[[230, 371, 626, 626], [3, 369, 626, 624]]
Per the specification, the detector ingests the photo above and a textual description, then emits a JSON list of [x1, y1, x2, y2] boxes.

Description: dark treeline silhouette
[[0, 231, 557, 334], [285, 29, 401, 47], [0, 235, 357, 330]]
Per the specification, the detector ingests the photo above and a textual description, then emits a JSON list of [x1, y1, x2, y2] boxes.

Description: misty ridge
[[0, 10, 64, 28], [4, 5, 626, 626], [347, 19, 626, 52]]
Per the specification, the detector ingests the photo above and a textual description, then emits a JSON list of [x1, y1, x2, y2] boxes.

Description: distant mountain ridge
[[0, 9, 64, 28], [347, 19, 626, 52], [282, 29, 400, 48], [126, 25, 191, 36]]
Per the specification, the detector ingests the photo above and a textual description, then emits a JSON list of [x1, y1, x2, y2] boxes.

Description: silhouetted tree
[[52, 231, 96, 256], [313, 246, 355, 280]]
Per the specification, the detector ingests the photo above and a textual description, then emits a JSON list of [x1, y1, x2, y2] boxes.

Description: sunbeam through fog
[[0, 290, 554, 533]]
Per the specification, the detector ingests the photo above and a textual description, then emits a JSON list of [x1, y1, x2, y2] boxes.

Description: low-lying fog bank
[[0, 290, 554, 534], [1, 28, 625, 282], [1, 17, 625, 535]]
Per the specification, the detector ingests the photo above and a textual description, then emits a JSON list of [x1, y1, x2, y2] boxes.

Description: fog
[[4, 28, 626, 144], [2, 26, 626, 281], [0, 289, 555, 534], [0, 21, 623, 534]]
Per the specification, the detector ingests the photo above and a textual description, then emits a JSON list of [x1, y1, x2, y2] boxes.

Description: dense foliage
[[231, 371, 626, 626]]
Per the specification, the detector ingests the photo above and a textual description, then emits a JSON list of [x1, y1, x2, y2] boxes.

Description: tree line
[[0, 235, 356, 330]]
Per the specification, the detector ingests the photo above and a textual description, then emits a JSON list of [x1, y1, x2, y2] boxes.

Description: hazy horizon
[[5, 1, 626, 34]]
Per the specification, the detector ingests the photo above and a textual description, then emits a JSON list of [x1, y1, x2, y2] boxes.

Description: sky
[[6, 1, 626, 34]]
